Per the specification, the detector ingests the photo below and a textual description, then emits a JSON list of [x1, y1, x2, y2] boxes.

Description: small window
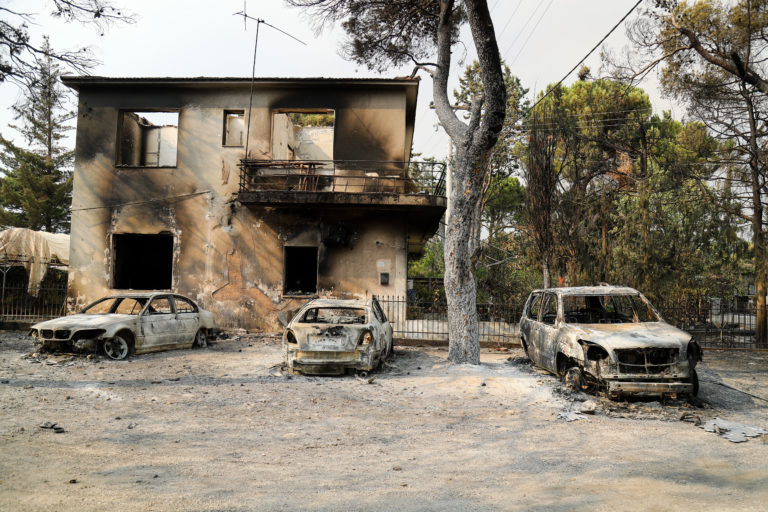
[[527, 294, 542, 320], [118, 111, 179, 167], [223, 110, 245, 147], [284, 246, 318, 295], [174, 295, 197, 313], [372, 299, 387, 323], [147, 296, 173, 315], [541, 294, 558, 326], [272, 110, 334, 160], [113, 233, 173, 290], [114, 298, 144, 315], [300, 307, 366, 324]]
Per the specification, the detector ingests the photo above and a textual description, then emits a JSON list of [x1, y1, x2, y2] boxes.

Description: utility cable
[[520, 0, 643, 121]]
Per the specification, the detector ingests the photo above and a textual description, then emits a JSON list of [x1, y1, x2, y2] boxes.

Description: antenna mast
[[233, 1, 307, 158]]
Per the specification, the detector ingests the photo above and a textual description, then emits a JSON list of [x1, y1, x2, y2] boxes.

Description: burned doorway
[[113, 233, 174, 290], [284, 246, 318, 295]]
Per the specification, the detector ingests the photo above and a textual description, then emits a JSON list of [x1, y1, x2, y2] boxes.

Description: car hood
[[33, 314, 137, 330], [564, 322, 690, 349]]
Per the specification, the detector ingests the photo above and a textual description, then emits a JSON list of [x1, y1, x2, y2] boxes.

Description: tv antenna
[[234, 1, 307, 157]]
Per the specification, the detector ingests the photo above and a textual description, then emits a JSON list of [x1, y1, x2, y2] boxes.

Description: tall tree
[[0, 38, 74, 232], [611, 0, 768, 345], [288, 0, 507, 364]]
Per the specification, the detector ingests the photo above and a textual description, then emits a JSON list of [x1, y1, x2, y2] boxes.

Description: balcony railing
[[239, 159, 446, 196]]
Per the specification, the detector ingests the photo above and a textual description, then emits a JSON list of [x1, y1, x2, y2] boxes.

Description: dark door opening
[[113, 233, 173, 290], [284, 246, 318, 295]]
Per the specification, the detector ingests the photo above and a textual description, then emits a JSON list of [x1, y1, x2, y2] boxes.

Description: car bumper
[[606, 380, 693, 396], [284, 346, 377, 374]]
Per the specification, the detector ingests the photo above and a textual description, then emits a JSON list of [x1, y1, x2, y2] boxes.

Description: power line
[[520, 0, 643, 120], [496, 0, 525, 39], [502, 1, 546, 59], [508, 0, 555, 66]]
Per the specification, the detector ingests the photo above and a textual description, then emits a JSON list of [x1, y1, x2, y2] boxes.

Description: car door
[[173, 295, 199, 344], [536, 293, 560, 372], [372, 298, 393, 353], [520, 293, 542, 362], [141, 295, 178, 348]]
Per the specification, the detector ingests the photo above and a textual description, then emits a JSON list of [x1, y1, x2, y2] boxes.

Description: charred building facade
[[62, 76, 445, 331]]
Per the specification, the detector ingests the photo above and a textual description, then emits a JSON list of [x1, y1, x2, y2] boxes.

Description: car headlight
[[358, 331, 372, 346]]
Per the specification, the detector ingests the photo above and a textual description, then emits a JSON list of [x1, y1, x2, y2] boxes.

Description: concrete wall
[[67, 80, 415, 332]]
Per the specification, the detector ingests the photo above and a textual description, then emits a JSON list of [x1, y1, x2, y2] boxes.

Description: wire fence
[[376, 294, 768, 350], [0, 266, 68, 324]]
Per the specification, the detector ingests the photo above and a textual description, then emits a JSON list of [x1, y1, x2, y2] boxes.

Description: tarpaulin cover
[[0, 227, 69, 295]]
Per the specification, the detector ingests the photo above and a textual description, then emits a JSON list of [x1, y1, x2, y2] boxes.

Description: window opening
[[271, 110, 334, 161], [300, 307, 366, 324], [541, 294, 558, 325], [284, 246, 318, 295], [527, 294, 542, 320], [223, 110, 245, 147], [118, 111, 179, 167], [174, 295, 197, 313], [113, 234, 173, 290], [147, 296, 173, 314]]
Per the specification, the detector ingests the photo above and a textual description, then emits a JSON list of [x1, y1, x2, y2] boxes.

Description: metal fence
[[376, 295, 520, 344], [376, 294, 768, 349], [0, 265, 68, 324], [657, 302, 765, 350]]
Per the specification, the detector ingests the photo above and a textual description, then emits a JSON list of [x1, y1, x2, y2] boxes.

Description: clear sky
[[0, 0, 676, 160]]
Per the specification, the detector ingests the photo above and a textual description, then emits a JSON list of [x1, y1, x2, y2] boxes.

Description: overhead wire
[[518, 0, 644, 121], [508, 0, 555, 66], [502, 1, 546, 59]]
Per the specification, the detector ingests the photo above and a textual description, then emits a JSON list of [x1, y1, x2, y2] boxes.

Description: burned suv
[[519, 286, 701, 398]]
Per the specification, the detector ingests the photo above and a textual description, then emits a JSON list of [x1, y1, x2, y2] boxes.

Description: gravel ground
[[0, 331, 766, 511]]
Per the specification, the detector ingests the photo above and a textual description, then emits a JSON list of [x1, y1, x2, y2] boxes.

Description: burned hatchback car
[[30, 293, 215, 360], [282, 298, 393, 375], [519, 286, 701, 398]]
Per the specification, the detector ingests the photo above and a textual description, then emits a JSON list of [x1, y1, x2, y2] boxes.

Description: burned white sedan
[[282, 298, 393, 375], [30, 293, 215, 360], [519, 286, 702, 398]]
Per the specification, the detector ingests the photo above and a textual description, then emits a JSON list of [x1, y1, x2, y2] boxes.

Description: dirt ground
[[1, 331, 767, 512]]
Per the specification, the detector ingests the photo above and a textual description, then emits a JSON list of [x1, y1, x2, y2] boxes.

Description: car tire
[[102, 333, 134, 360], [563, 367, 584, 391], [193, 329, 208, 348]]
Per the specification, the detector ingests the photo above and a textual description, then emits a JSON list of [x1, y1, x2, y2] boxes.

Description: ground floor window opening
[[113, 233, 173, 290]]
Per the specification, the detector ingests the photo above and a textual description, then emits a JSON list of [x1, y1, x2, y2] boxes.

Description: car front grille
[[40, 329, 71, 340], [615, 348, 679, 375]]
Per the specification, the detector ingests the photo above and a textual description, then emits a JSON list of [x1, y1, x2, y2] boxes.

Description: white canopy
[[0, 227, 69, 294]]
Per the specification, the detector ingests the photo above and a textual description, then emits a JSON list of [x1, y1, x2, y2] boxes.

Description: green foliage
[[288, 113, 335, 127], [0, 139, 72, 231], [0, 37, 73, 232], [409, 236, 444, 278]]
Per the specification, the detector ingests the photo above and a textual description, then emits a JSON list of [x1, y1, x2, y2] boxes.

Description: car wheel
[[102, 333, 133, 360], [688, 368, 699, 397], [563, 367, 584, 391], [193, 329, 208, 348]]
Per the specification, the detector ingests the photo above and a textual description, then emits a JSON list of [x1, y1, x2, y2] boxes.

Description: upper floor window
[[271, 109, 334, 161], [118, 111, 179, 167], [223, 110, 245, 147]]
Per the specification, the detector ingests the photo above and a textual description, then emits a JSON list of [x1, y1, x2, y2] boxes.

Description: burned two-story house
[[61, 76, 446, 330]]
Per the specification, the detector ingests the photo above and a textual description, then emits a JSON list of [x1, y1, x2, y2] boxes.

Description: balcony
[[237, 159, 446, 211]]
